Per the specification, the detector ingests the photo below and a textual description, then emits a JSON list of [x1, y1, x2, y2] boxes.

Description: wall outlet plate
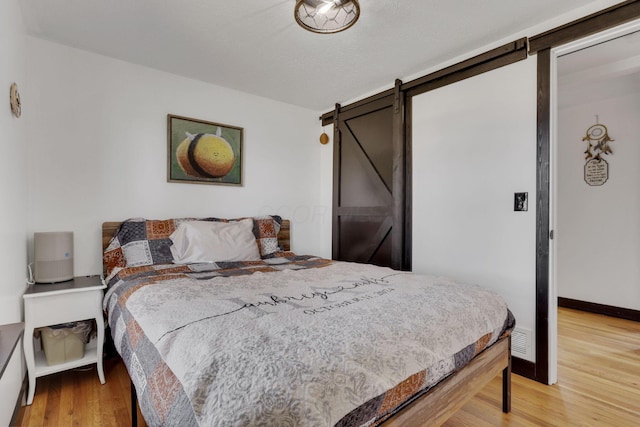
[[514, 192, 528, 211]]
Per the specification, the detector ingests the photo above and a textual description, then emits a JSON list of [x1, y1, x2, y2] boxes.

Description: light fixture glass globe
[[294, 0, 360, 34]]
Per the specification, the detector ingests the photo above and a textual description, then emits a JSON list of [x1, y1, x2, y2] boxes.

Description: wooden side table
[[23, 275, 106, 405]]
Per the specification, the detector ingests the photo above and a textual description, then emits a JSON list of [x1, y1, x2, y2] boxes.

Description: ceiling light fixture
[[294, 0, 360, 34]]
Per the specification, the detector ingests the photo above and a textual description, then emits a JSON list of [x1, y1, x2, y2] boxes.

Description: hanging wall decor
[[582, 117, 614, 186], [167, 114, 243, 186], [9, 83, 21, 118]]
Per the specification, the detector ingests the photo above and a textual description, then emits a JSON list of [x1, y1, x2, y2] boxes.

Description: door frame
[[547, 17, 640, 385], [531, 0, 640, 384]]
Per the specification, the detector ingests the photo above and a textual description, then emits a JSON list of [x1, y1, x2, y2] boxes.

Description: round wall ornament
[[10, 83, 21, 118]]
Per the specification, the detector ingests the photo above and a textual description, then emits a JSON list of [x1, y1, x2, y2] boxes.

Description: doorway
[[549, 19, 640, 385]]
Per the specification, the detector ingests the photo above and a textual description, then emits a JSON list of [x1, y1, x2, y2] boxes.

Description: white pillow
[[170, 219, 260, 263]]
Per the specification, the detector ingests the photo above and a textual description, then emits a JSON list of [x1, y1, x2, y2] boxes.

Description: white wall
[[412, 58, 538, 361], [0, 0, 29, 423], [557, 92, 640, 310], [26, 38, 330, 276]]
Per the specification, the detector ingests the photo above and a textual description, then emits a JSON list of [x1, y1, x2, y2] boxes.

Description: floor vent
[[511, 326, 532, 360]]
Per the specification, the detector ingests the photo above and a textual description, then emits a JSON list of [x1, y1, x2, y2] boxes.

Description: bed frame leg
[[131, 379, 138, 427], [502, 336, 512, 413]]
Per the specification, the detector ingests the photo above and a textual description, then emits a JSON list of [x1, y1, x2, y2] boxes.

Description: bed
[[102, 216, 514, 426]]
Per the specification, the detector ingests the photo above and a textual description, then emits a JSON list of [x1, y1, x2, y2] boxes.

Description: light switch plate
[[514, 192, 528, 212]]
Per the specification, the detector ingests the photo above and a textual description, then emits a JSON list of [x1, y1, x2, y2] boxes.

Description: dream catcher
[[582, 117, 614, 186]]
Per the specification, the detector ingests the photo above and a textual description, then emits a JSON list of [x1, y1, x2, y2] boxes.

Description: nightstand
[[23, 275, 106, 405]]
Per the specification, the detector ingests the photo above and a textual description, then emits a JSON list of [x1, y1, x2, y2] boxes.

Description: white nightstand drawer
[[25, 291, 102, 328]]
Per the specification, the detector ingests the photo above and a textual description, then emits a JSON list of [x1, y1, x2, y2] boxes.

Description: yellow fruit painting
[[168, 115, 243, 185], [176, 133, 235, 178]]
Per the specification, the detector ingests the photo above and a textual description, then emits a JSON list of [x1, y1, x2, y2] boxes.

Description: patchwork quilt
[[103, 253, 514, 426]]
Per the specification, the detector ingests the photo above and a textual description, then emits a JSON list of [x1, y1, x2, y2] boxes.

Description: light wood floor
[[15, 307, 640, 426]]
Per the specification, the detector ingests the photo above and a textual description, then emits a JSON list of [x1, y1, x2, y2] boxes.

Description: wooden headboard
[[101, 219, 291, 273]]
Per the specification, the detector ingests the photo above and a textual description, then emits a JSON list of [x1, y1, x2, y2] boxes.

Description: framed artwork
[[167, 114, 243, 185]]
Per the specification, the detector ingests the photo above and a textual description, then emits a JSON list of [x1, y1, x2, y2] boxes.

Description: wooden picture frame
[[167, 114, 243, 185]]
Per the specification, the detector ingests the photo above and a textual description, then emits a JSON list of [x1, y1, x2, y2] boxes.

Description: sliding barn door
[[332, 87, 409, 270]]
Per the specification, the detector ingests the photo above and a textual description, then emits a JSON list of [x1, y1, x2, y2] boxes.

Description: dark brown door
[[332, 93, 408, 269]]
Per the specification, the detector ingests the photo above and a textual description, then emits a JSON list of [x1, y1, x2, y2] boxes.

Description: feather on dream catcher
[[582, 117, 614, 186]]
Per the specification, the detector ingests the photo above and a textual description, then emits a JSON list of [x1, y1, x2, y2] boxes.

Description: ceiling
[[558, 30, 640, 108], [20, 0, 607, 111]]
